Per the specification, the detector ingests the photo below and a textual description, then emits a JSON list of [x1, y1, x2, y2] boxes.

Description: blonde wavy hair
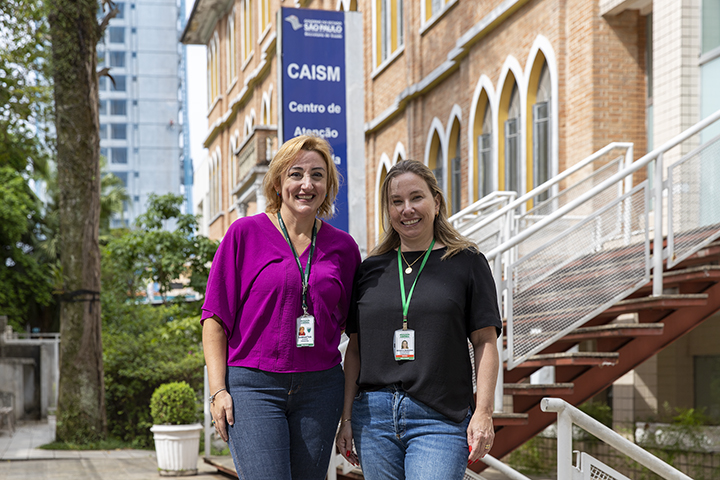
[[372, 160, 478, 259], [263, 135, 339, 219]]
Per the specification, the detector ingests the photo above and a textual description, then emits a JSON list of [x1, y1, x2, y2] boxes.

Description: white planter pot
[[151, 423, 203, 476]]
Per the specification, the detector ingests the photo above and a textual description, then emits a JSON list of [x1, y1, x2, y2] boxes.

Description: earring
[[276, 192, 280, 196]]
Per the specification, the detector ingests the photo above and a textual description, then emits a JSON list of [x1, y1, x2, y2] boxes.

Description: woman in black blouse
[[335, 160, 502, 479]]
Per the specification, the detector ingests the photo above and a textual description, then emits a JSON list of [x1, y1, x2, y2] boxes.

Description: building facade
[[183, 0, 720, 441], [99, 0, 187, 227]]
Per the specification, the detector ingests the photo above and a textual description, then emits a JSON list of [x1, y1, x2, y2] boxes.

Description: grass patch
[[39, 437, 145, 451]]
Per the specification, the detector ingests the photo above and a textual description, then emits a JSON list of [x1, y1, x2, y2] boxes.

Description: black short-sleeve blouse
[[346, 247, 502, 423]]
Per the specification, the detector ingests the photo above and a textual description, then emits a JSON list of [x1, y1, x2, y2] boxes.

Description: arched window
[[431, 135, 443, 192], [209, 160, 215, 216], [241, 0, 253, 65], [448, 121, 462, 214], [532, 63, 551, 202], [478, 103, 493, 199], [505, 84, 521, 193], [216, 153, 222, 216], [227, 11, 237, 87], [207, 34, 220, 106]]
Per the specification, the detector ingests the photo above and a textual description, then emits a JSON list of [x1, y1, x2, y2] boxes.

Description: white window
[[504, 85, 520, 193], [241, 0, 254, 65], [478, 103, 493, 199], [227, 11, 237, 87], [375, 0, 404, 68], [259, 0, 270, 36], [532, 64, 551, 203]]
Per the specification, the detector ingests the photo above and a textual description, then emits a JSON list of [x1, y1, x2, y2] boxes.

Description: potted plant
[[150, 381, 203, 476]]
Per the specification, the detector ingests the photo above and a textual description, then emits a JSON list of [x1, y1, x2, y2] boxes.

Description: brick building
[[182, 0, 720, 465]]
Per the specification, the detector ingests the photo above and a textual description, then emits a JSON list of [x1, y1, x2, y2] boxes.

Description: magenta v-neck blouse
[[201, 213, 361, 373]]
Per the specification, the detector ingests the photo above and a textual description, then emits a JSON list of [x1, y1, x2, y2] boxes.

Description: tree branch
[[98, 0, 119, 34]]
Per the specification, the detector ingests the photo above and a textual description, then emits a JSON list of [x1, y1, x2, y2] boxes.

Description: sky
[[184, 1, 208, 174]]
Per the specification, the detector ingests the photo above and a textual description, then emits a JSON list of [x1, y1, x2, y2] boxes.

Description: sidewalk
[[0, 417, 227, 479]]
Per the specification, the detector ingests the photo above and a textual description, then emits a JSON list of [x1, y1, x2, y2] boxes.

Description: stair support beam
[[486, 280, 720, 472]]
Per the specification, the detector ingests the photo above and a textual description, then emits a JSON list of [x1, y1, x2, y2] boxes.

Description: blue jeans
[[226, 365, 344, 480], [352, 385, 470, 480]]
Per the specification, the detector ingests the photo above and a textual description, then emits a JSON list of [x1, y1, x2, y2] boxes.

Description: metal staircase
[[453, 109, 720, 475]]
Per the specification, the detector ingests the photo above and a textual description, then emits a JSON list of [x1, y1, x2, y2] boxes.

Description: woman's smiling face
[[387, 172, 440, 250], [277, 149, 327, 220]]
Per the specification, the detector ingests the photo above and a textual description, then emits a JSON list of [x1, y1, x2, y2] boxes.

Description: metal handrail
[[486, 109, 720, 272], [449, 191, 517, 224], [478, 454, 532, 480], [541, 398, 693, 480], [463, 142, 633, 238]]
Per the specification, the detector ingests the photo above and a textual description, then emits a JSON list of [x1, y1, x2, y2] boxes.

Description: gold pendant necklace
[[400, 249, 426, 274]]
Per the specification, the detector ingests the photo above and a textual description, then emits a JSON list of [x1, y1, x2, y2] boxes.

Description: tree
[[48, 0, 114, 442], [0, 167, 55, 329], [0, 0, 56, 332], [102, 193, 218, 304]]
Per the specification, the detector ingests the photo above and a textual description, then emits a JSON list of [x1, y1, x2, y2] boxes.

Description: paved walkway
[[0, 417, 228, 479]]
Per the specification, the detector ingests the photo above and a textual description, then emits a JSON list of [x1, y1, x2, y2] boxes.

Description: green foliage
[[506, 435, 555, 475], [0, 166, 55, 330], [99, 157, 130, 237], [102, 193, 218, 304], [0, 0, 56, 332], [664, 403, 711, 427], [102, 296, 204, 448], [40, 437, 135, 451], [578, 400, 613, 428], [0, 0, 54, 176], [150, 382, 199, 426]]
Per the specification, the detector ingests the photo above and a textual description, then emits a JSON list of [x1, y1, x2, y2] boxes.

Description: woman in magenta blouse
[[202, 135, 361, 480]]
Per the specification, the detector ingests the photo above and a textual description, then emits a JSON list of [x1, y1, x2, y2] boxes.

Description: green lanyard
[[397, 239, 435, 330], [278, 211, 317, 316]]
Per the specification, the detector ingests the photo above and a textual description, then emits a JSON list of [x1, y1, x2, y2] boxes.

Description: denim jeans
[[226, 365, 344, 480], [352, 385, 470, 480]]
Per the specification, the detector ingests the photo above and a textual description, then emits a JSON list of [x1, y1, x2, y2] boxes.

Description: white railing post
[[556, 403, 574, 480], [494, 254, 505, 413], [652, 152, 665, 296], [204, 365, 211, 458], [542, 398, 694, 480]]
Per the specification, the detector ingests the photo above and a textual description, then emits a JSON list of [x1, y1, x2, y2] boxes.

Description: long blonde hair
[[263, 135, 339, 219], [371, 160, 478, 259]]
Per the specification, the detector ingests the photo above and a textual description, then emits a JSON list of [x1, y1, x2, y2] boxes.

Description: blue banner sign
[[280, 7, 348, 232]]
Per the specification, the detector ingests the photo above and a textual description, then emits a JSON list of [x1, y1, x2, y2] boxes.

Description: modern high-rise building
[[98, 0, 189, 227]]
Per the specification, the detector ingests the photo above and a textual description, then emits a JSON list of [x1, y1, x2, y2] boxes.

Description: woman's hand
[[335, 420, 359, 466], [210, 389, 234, 442], [467, 410, 494, 464]]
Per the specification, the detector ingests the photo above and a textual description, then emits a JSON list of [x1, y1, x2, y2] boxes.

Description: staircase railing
[[485, 109, 720, 374], [541, 398, 693, 480]]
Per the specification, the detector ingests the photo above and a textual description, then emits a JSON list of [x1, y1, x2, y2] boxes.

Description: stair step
[[662, 265, 720, 283], [512, 352, 619, 368], [601, 294, 708, 316], [504, 383, 574, 395], [558, 323, 664, 342], [492, 412, 529, 426]]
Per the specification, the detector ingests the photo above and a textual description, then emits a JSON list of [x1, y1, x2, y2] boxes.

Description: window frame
[[372, 0, 405, 76]]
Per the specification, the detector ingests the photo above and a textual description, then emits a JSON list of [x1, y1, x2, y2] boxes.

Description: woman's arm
[[203, 315, 234, 442], [335, 333, 360, 466], [467, 326, 499, 463]]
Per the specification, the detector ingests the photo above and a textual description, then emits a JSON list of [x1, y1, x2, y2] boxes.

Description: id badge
[[296, 314, 315, 347], [393, 329, 415, 361]]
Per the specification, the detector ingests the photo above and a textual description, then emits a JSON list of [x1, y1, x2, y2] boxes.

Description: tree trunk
[[49, 0, 106, 442]]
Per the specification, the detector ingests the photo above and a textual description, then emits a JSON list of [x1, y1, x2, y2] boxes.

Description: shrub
[[150, 382, 198, 425], [103, 299, 204, 448]]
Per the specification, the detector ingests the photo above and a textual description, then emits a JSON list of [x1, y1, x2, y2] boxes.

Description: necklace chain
[[400, 243, 433, 274]]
